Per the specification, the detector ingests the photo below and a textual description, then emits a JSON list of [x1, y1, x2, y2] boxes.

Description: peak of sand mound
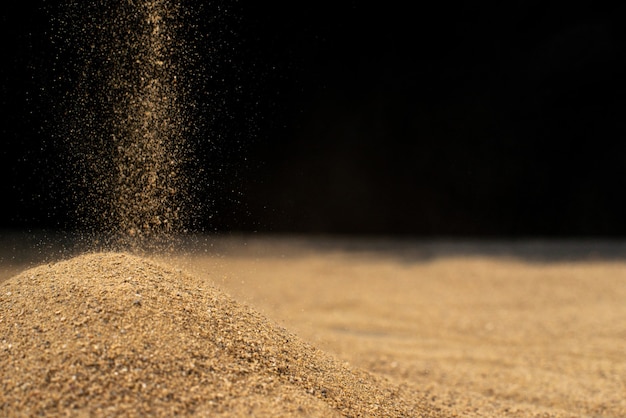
[[0, 252, 439, 417]]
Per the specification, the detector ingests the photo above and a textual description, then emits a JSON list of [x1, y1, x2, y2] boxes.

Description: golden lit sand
[[2, 236, 626, 417], [0, 251, 439, 417]]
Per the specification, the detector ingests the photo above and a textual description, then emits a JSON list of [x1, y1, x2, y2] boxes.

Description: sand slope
[[167, 237, 626, 417], [0, 252, 441, 417]]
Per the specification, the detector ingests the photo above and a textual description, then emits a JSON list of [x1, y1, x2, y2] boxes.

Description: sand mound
[[0, 253, 439, 417]]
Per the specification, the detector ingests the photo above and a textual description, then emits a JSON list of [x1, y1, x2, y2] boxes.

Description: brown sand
[[58, 0, 190, 248], [0, 252, 440, 417], [2, 237, 626, 417], [166, 237, 626, 417]]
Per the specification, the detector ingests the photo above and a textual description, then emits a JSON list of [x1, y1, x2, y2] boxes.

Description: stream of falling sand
[[111, 0, 184, 248], [55, 0, 191, 250]]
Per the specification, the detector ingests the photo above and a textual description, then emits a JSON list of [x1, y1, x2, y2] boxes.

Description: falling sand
[[0, 252, 442, 417], [55, 0, 192, 249], [110, 0, 185, 246]]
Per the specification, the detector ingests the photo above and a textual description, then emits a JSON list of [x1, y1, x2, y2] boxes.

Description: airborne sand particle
[[110, 0, 186, 249], [54, 0, 195, 251]]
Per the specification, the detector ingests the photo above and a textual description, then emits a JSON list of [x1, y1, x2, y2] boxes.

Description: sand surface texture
[[0, 251, 438, 417], [2, 237, 626, 417]]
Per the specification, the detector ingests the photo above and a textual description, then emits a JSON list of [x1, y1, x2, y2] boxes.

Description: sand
[[56, 0, 191, 248], [1, 236, 626, 417], [0, 251, 439, 417]]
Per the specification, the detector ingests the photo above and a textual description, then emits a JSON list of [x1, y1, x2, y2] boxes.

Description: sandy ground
[[1, 234, 626, 416]]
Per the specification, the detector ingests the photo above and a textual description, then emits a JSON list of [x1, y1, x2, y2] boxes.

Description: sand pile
[[0, 253, 440, 417]]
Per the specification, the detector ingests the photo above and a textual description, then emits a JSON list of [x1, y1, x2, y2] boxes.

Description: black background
[[2, 1, 626, 236]]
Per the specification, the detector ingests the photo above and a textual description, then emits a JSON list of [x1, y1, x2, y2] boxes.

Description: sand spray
[[51, 0, 202, 251], [108, 0, 186, 249]]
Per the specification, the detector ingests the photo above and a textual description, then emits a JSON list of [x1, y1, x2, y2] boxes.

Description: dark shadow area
[[2, 2, 626, 237], [0, 230, 86, 279], [177, 234, 626, 264]]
